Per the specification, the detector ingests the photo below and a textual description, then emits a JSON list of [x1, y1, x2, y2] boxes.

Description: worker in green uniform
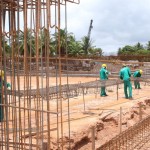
[[99, 64, 109, 97], [0, 70, 11, 122], [133, 70, 143, 89], [119, 64, 133, 99]]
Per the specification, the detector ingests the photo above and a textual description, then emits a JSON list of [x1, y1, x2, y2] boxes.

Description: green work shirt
[[119, 67, 131, 81], [100, 67, 109, 80], [133, 71, 141, 77]]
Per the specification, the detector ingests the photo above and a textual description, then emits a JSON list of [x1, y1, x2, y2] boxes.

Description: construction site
[[0, 0, 150, 150]]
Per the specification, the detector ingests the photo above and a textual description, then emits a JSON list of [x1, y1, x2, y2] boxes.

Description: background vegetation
[[2, 28, 150, 58]]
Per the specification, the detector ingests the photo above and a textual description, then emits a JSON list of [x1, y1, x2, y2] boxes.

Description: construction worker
[[133, 70, 143, 89], [99, 64, 109, 97], [119, 64, 133, 99], [0, 70, 11, 122]]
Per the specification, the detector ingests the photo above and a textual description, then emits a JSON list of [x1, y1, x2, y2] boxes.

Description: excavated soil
[[6, 76, 150, 149], [48, 78, 150, 150]]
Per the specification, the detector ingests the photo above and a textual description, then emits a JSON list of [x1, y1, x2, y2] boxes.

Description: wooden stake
[[119, 107, 122, 133], [82, 88, 85, 112], [139, 103, 142, 121], [91, 126, 95, 150]]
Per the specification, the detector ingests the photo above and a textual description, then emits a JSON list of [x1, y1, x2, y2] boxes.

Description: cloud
[[65, 0, 150, 54]]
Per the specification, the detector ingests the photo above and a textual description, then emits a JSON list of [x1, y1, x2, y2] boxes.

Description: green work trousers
[[124, 80, 132, 98], [134, 80, 140, 89], [100, 80, 107, 96], [0, 95, 4, 122], [101, 86, 106, 96]]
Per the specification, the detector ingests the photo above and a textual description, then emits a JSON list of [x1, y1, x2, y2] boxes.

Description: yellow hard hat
[[122, 63, 126, 67], [139, 70, 143, 74], [0, 70, 4, 80], [102, 64, 107, 68]]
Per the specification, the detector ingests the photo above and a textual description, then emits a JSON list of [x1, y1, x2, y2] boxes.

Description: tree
[[117, 42, 150, 57], [39, 28, 55, 57], [146, 41, 150, 51], [134, 42, 144, 51], [117, 45, 136, 55], [81, 36, 93, 55], [17, 29, 36, 56], [117, 48, 122, 55], [68, 41, 84, 57], [88, 47, 103, 56], [53, 28, 74, 56], [1, 38, 11, 56]]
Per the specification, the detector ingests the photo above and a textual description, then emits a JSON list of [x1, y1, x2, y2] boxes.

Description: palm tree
[[68, 41, 84, 57], [117, 48, 122, 55], [53, 28, 74, 56], [17, 29, 36, 56], [88, 47, 103, 56], [81, 36, 93, 55], [146, 41, 150, 51], [134, 42, 144, 51], [39, 28, 55, 57], [1, 37, 11, 56]]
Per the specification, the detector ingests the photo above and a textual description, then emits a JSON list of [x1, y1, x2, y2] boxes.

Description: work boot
[[101, 95, 106, 97]]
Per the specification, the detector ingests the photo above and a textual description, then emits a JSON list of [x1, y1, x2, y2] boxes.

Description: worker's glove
[[7, 83, 11, 90]]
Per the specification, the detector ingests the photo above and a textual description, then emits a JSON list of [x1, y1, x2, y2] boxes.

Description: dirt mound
[[56, 99, 150, 150]]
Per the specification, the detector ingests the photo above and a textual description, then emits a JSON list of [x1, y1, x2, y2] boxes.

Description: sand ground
[[5, 76, 150, 149]]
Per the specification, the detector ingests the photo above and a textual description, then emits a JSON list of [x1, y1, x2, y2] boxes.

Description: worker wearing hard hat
[[0, 70, 11, 122], [119, 64, 133, 100], [133, 70, 143, 89], [99, 64, 109, 96]]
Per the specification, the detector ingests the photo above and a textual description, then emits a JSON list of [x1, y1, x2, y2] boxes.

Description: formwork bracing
[[1, 0, 150, 150]]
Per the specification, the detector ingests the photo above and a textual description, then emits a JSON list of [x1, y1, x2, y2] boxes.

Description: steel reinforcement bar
[[6, 78, 150, 99], [98, 115, 150, 150], [7, 79, 122, 97]]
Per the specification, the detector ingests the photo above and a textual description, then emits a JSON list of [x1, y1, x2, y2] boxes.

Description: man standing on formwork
[[119, 64, 133, 100], [133, 70, 143, 89], [99, 64, 109, 97], [0, 70, 11, 122]]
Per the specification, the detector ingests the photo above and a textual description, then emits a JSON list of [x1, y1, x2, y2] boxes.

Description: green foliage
[[88, 48, 103, 56], [3, 28, 103, 58], [68, 41, 84, 57], [1, 39, 11, 56], [134, 42, 144, 50], [117, 41, 150, 56], [39, 28, 55, 56], [53, 28, 75, 56], [81, 36, 93, 55], [146, 41, 150, 51], [17, 29, 36, 56]]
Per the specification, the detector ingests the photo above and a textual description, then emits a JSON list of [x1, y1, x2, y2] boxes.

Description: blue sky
[[64, 0, 150, 55]]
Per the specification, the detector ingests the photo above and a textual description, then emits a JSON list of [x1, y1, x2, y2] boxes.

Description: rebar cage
[[1, 1, 150, 150], [0, 0, 80, 149]]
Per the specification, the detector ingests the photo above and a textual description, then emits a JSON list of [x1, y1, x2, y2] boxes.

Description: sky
[[63, 0, 150, 55]]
